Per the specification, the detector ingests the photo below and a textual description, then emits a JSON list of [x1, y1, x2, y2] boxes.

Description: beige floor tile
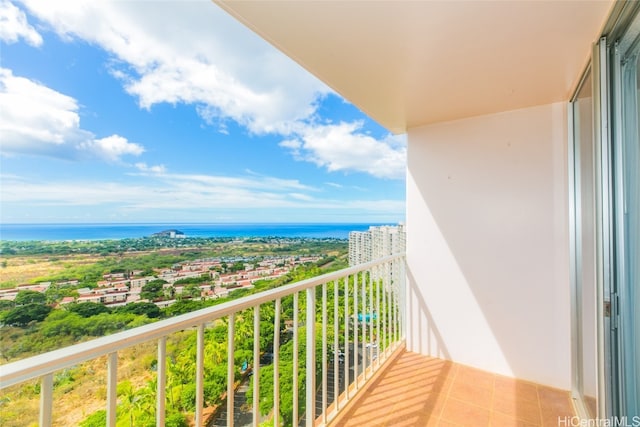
[[493, 394, 542, 425], [449, 379, 493, 409], [494, 376, 539, 403], [455, 365, 495, 391], [490, 411, 539, 427], [330, 350, 576, 427], [440, 397, 491, 426]]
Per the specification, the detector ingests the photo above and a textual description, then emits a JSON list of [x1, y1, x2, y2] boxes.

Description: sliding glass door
[[571, 3, 640, 419], [613, 21, 640, 417], [570, 67, 598, 418]]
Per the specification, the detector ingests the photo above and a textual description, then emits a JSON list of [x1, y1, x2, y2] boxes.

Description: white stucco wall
[[405, 102, 571, 389]]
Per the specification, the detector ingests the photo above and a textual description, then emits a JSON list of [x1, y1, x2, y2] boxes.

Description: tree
[[66, 302, 109, 318], [3, 303, 52, 326], [117, 380, 149, 427], [40, 311, 86, 339], [162, 300, 207, 317], [168, 359, 193, 410], [164, 285, 176, 300], [115, 302, 161, 318], [0, 300, 15, 311], [14, 290, 46, 305], [229, 261, 245, 272], [79, 410, 106, 427], [165, 412, 188, 427], [44, 284, 78, 304], [141, 280, 167, 301], [173, 276, 206, 286], [183, 284, 201, 299]]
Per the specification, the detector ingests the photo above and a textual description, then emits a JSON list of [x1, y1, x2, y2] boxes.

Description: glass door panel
[[617, 38, 640, 418], [571, 68, 598, 418]]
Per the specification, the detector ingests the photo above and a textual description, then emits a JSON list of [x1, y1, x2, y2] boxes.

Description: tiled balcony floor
[[331, 350, 575, 427]]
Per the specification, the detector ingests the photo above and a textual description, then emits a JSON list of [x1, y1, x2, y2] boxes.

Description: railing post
[[227, 313, 235, 427], [361, 271, 366, 380], [321, 282, 327, 424], [274, 299, 281, 426], [39, 373, 53, 427], [305, 287, 316, 427], [368, 268, 374, 372], [156, 337, 166, 427], [382, 264, 387, 358], [293, 293, 299, 424], [375, 265, 381, 369], [344, 275, 350, 401], [253, 305, 261, 426], [393, 261, 398, 345], [391, 261, 396, 345], [333, 279, 339, 412], [353, 273, 359, 390], [195, 324, 205, 427], [107, 352, 118, 427], [400, 256, 407, 340]]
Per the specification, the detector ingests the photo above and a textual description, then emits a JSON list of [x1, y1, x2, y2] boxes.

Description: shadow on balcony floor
[[330, 350, 575, 427]]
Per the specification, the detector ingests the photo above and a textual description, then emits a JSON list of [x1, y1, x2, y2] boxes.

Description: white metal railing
[[0, 254, 405, 427]]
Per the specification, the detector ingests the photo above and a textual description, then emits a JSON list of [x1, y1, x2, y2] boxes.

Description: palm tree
[[136, 379, 156, 419], [117, 381, 139, 427], [205, 339, 226, 366], [234, 311, 254, 350], [168, 360, 191, 410]]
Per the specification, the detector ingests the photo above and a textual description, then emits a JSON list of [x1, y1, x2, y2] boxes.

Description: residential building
[[102, 292, 128, 305], [348, 229, 371, 266], [129, 276, 155, 288], [349, 224, 405, 266], [370, 224, 405, 261]]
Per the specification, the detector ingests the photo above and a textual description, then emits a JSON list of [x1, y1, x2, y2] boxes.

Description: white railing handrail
[[0, 253, 404, 389]]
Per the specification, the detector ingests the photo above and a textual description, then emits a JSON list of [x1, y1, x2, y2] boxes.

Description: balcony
[[0, 253, 579, 426]]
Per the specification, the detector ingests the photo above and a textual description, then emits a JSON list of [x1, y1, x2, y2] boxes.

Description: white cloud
[[0, 67, 90, 157], [80, 135, 144, 162], [0, 67, 144, 163], [0, 0, 42, 46], [135, 162, 166, 174], [163, 171, 316, 193], [20, 0, 327, 135], [279, 139, 302, 150], [1, 172, 404, 216], [18, 0, 407, 179], [283, 122, 407, 179], [288, 193, 314, 201]]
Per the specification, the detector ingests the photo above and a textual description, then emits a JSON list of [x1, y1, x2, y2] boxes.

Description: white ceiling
[[215, 1, 613, 133]]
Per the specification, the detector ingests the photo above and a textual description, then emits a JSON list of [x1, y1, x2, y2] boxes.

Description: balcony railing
[[0, 254, 405, 427]]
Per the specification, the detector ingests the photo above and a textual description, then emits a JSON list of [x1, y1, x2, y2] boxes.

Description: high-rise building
[[348, 230, 371, 266], [349, 224, 405, 266]]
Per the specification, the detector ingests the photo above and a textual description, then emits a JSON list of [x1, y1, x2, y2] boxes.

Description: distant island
[[151, 229, 185, 238]]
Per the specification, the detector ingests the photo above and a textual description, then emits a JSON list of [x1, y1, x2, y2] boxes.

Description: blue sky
[[0, 0, 406, 224]]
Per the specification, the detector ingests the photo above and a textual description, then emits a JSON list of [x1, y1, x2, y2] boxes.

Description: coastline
[[0, 222, 387, 242]]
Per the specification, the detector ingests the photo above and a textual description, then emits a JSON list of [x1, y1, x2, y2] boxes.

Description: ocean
[[0, 223, 383, 242]]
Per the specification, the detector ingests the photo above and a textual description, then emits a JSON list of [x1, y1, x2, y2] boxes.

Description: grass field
[[0, 254, 104, 288]]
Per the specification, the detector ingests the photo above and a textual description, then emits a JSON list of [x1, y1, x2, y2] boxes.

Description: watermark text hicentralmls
[[558, 416, 640, 427]]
